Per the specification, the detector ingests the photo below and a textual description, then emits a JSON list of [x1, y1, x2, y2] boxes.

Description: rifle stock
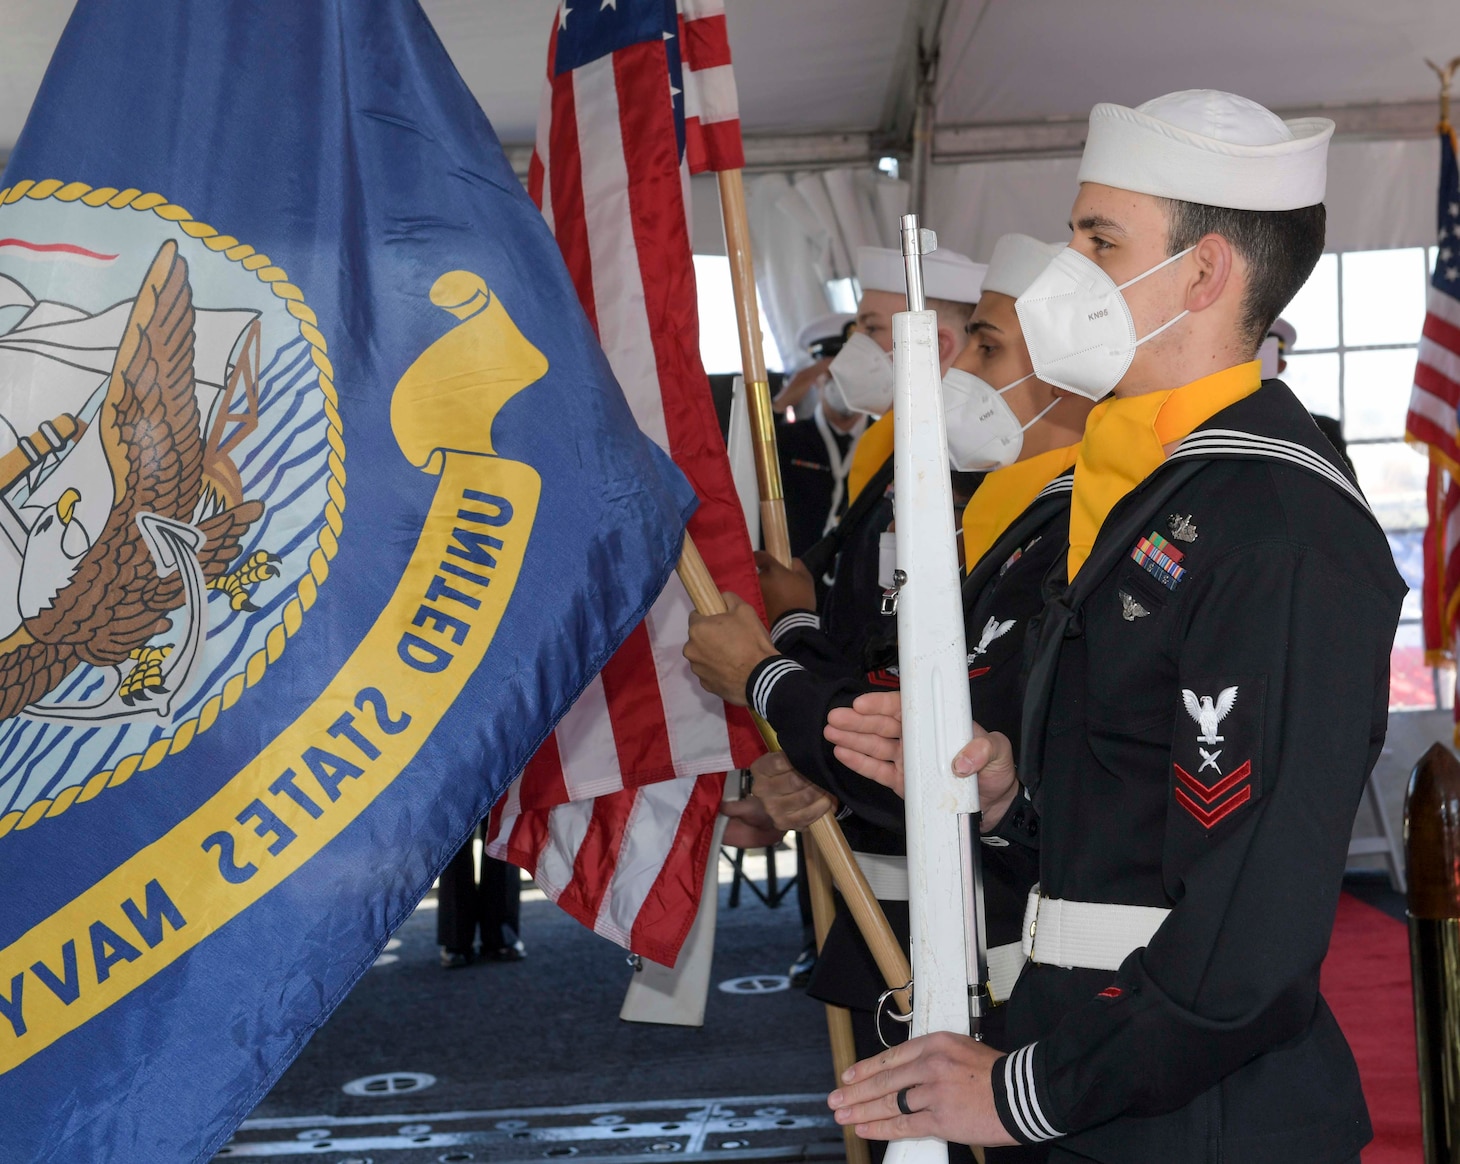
[[883, 218, 989, 1164]]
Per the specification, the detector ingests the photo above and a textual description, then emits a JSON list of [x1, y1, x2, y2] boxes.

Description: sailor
[[824, 90, 1404, 1163], [684, 235, 1092, 1102], [772, 312, 867, 559], [760, 244, 985, 669], [771, 310, 854, 418], [1258, 315, 1296, 378]]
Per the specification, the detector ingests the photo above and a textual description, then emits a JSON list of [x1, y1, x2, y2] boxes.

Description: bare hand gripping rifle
[[883, 215, 993, 1164]]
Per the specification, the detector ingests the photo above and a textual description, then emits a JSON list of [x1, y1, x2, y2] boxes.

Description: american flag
[[1405, 121, 1460, 734], [487, 0, 762, 965]]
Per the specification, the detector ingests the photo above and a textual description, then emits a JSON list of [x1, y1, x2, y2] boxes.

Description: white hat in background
[[1267, 316, 1297, 349], [982, 234, 1066, 300], [795, 311, 855, 356], [1077, 89, 1334, 211], [856, 245, 987, 304]]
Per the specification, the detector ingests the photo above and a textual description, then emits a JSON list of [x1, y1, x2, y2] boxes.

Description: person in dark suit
[[776, 313, 865, 561], [437, 823, 525, 968]]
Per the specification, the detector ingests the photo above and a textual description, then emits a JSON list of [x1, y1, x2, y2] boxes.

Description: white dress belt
[[851, 850, 1024, 1004], [1021, 886, 1171, 972], [986, 940, 1025, 1004], [852, 850, 909, 901]]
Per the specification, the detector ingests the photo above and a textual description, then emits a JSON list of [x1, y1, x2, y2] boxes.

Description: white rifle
[[884, 214, 992, 1164]]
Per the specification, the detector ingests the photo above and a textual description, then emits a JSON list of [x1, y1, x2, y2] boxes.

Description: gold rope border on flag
[[0, 178, 345, 839]]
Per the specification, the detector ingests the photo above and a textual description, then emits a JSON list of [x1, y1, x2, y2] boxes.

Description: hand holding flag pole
[[674, 534, 913, 1024]]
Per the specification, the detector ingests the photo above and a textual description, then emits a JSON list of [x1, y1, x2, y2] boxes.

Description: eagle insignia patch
[[0, 191, 336, 823], [971, 615, 1016, 657], [1119, 590, 1149, 621], [1172, 678, 1263, 830]]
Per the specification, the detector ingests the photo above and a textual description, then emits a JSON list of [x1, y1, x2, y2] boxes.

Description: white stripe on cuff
[[750, 658, 805, 719], [1004, 1044, 1062, 1143], [770, 611, 821, 645]]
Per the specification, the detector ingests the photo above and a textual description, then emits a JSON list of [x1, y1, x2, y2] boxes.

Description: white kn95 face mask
[[824, 330, 895, 416], [1014, 246, 1195, 400], [941, 368, 1058, 472]]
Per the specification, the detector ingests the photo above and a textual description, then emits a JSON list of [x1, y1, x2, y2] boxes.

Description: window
[[693, 254, 784, 374], [826, 277, 859, 314], [1282, 246, 1447, 710]]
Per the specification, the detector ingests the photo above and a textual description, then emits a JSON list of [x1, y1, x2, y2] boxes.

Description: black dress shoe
[[788, 941, 817, 987], [484, 939, 527, 962], [439, 947, 474, 969]]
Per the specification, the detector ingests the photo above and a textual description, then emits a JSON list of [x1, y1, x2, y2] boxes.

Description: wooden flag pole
[[717, 169, 792, 565], [711, 163, 912, 994], [707, 168, 913, 1144], [678, 538, 908, 1164], [803, 826, 874, 1164], [676, 537, 913, 1014], [1424, 55, 1460, 127]]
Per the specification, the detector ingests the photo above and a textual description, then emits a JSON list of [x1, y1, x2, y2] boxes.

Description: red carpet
[[1321, 893, 1424, 1163]]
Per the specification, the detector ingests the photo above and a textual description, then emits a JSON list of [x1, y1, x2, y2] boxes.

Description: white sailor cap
[[1077, 89, 1334, 211], [1267, 316, 1297, 349], [982, 234, 1065, 300], [856, 245, 987, 305], [794, 311, 855, 355]]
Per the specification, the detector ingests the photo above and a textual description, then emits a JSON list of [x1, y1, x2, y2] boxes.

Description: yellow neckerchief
[[846, 411, 894, 503], [961, 443, 1081, 570], [1067, 360, 1262, 579]]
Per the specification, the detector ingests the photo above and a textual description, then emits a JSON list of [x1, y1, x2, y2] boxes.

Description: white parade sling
[[884, 217, 991, 1164]]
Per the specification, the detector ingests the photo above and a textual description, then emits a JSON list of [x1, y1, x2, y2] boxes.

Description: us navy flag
[[0, 2, 695, 1159]]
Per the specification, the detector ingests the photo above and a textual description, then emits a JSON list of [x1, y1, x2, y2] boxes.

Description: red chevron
[[1175, 784, 1252, 828], [1173, 759, 1252, 805]]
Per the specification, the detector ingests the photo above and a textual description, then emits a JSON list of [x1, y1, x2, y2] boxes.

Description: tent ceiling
[[0, 1, 1454, 157], [427, 0, 912, 143], [933, 0, 1456, 126]]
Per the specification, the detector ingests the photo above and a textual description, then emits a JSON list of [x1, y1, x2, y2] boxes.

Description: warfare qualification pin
[[1168, 513, 1198, 543], [1119, 591, 1150, 621]]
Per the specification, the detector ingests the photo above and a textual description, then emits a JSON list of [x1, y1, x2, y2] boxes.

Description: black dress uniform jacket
[[776, 411, 862, 559], [989, 382, 1405, 1163], [747, 476, 1074, 1029], [816, 454, 896, 664]]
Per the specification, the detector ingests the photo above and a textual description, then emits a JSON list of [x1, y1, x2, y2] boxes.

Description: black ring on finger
[[896, 1087, 914, 1117]]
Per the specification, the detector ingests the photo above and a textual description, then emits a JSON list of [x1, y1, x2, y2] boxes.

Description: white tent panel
[[3, 2, 1456, 153], [1324, 138, 1441, 254], [418, 0, 561, 145], [0, 0, 907, 153], [935, 0, 1456, 125], [0, 3, 1452, 278]]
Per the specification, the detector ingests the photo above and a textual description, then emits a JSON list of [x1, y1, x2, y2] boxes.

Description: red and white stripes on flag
[[488, 769, 725, 966], [489, 0, 762, 964], [1407, 275, 1460, 477], [680, 0, 744, 174], [1405, 120, 1460, 737]]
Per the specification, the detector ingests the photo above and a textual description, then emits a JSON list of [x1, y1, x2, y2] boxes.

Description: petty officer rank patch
[[1171, 676, 1265, 831], [1132, 531, 1187, 590]]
